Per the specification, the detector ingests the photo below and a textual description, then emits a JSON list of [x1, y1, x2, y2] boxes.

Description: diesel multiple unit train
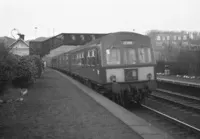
[[51, 32, 157, 106]]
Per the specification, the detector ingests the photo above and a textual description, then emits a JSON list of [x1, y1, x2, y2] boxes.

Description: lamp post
[[10, 28, 20, 53], [53, 28, 55, 36], [11, 28, 20, 39], [34, 27, 38, 39]]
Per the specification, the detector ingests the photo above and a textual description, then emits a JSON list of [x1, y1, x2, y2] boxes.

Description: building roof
[[8, 38, 29, 49]]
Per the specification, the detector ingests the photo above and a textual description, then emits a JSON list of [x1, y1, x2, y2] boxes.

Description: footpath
[[0, 69, 142, 139]]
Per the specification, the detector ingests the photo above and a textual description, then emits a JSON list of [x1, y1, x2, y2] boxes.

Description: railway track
[[58, 69, 200, 139], [106, 89, 200, 138], [137, 103, 200, 139], [152, 89, 200, 112], [157, 80, 200, 98], [137, 89, 200, 139], [98, 87, 200, 138], [84, 80, 200, 138]]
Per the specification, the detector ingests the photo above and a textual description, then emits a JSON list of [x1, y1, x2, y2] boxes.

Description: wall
[[10, 41, 29, 56]]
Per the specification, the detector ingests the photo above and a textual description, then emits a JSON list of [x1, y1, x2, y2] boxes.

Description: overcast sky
[[0, 0, 199, 40]]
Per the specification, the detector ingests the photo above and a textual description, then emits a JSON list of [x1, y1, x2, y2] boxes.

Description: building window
[[178, 36, 181, 40], [174, 36, 177, 40], [162, 37, 165, 41], [190, 34, 194, 39], [167, 36, 170, 40], [183, 35, 187, 40], [156, 36, 161, 41]]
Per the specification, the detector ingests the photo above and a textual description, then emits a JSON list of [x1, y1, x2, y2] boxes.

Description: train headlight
[[147, 73, 152, 80], [110, 75, 116, 82]]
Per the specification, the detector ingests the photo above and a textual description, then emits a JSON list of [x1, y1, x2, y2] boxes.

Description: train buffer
[[0, 68, 174, 139]]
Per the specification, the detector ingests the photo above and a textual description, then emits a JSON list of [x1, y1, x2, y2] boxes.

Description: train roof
[[109, 31, 148, 37], [51, 32, 150, 58], [67, 32, 150, 53]]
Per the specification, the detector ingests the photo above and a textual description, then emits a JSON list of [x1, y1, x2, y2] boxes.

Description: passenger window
[[147, 48, 152, 63], [124, 48, 136, 65], [91, 49, 96, 66], [77, 53, 80, 65], [87, 51, 90, 65], [138, 48, 145, 63], [73, 55, 76, 65], [96, 49, 99, 65], [83, 52, 85, 65], [81, 52, 84, 65], [138, 48, 152, 63], [106, 48, 120, 65]]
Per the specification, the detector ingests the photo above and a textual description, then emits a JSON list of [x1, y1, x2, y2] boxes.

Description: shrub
[[12, 56, 38, 88], [0, 43, 18, 93], [0, 48, 43, 91], [30, 55, 43, 78], [0, 42, 9, 61]]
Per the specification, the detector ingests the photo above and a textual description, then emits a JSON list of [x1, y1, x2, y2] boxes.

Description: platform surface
[[0, 69, 142, 139], [55, 69, 174, 139], [0, 69, 174, 139], [157, 75, 200, 87]]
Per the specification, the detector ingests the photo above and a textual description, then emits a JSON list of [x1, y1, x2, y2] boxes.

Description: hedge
[[0, 53, 18, 92], [12, 56, 38, 88], [0, 50, 43, 93]]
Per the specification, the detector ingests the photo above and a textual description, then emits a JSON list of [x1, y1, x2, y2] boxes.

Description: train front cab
[[99, 37, 157, 104]]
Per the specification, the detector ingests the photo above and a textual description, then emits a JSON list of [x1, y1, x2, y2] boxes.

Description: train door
[[95, 48, 101, 82]]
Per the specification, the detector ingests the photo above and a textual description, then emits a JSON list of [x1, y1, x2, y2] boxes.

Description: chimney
[[18, 33, 25, 40]]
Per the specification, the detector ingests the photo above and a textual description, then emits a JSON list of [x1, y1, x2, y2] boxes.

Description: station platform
[[0, 69, 173, 139], [157, 75, 200, 88]]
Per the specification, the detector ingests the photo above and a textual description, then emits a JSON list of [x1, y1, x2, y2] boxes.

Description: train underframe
[[103, 81, 155, 106], [54, 68, 156, 108]]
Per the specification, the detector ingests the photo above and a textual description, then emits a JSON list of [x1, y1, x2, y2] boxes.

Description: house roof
[[8, 38, 29, 49]]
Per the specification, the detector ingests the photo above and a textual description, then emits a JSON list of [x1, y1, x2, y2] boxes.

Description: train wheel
[[87, 81, 92, 88], [111, 93, 116, 102], [126, 89, 137, 108], [83, 79, 87, 85], [91, 83, 95, 90], [84, 80, 89, 86], [135, 94, 144, 106], [123, 91, 130, 108], [115, 94, 119, 104], [94, 85, 99, 92], [119, 92, 125, 107]]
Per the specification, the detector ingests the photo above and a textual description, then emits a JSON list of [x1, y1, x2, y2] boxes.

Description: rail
[[142, 104, 200, 135]]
